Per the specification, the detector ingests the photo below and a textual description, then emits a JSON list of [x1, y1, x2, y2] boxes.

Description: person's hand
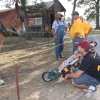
[[54, 35, 57, 39], [64, 74, 70, 82]]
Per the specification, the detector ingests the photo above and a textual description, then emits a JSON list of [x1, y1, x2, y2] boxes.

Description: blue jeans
[[55, 24, 64, 58], [72, 68, 100, 86], [55, 37, 63, 58], [73, 37, 84, 51]]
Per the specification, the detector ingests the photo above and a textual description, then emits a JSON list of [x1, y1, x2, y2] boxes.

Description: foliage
[[66, 17, 71, 23], [68, 0, 100, 28], [26, 2, 48, 14], [77, 0, 99, 20]]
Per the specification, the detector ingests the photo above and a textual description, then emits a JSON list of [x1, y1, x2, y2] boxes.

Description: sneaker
[[60, 55, 64, 58], [0, 79, 5, 85], [85, 88, 98, 97], [56, 58, 61, 61]]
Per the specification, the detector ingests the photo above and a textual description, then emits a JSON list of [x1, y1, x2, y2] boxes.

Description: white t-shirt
[[52, 20, 68, 33]]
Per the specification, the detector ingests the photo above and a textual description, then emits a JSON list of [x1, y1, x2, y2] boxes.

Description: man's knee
[[71, 79, 78, 87]]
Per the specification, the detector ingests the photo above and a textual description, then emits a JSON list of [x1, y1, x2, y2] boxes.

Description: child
[[56, 50, 82, 73]]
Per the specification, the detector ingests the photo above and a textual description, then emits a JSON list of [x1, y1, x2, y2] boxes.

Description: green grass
[[4, 36, 25, 43], [3, 30, 100, 44], [91, 30, 100, 34]]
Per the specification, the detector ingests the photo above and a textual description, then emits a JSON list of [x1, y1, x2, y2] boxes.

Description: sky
[[60, 0, 85, 18], [0, 0, 85, 18]]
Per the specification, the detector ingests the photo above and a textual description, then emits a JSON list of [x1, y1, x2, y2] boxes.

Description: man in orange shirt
[[80, 16, 93, 38], [70, 11, 84, 51]]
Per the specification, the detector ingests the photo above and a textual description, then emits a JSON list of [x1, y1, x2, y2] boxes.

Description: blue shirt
[[52, 20, 68, 33]]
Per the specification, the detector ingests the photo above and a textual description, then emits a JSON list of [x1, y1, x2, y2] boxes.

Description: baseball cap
[[75, 40, 90, 51], [71, 11, 79, 16]]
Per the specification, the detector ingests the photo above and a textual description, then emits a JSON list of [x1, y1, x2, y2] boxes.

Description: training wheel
[[89, 41, 97, 47]]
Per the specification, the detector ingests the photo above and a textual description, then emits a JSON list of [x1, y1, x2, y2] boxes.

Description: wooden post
[[14, 61, 20, 100]]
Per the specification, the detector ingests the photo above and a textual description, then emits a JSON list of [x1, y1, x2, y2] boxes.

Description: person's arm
[[65, 70, 84, 80], [52, 21, 57, 39], [65, 54, 92, 81], [52, 29, 57, 39], [85, 27, 93, 37]]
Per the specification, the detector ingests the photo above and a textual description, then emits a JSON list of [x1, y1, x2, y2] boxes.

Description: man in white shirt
[[52, 12, 68, 60]]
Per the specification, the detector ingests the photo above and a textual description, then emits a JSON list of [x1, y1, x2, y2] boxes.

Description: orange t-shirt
[[70, 18, 84, 40], [83, 21, 92, 35]]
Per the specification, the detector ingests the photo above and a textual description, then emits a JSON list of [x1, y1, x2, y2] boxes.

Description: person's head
[[55, 11, 64, 20], [71, 11, 79, 20], [80, 16, 84, 22], [75, 40, 90, 56]]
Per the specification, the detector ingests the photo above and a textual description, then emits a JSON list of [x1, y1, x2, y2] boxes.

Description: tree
[[20, 0, 32, 40], [71, 0, 77, 24], [66, 17, 71, 23], [77, 0, 100, 29], [68, 0, 77, 25]]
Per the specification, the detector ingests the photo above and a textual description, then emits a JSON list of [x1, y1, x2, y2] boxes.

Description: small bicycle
[[42, 41, 97, 82], [42, 56, 80, 82]]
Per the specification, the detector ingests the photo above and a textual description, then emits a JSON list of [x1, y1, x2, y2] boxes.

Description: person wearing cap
[[70, 11, 84, 52], [64, 40, 100, 97], [52, 11, 68, 60], [80, 16, 93, 38]]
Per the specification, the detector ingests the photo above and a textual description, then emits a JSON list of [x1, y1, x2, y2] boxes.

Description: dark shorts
[[72, 68, 100, 86]]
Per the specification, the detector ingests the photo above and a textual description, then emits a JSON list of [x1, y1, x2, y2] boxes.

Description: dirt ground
[[0, 36, 100, 100]]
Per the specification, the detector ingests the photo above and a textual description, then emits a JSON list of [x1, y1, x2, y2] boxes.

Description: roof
[[45, 1, 54, 8], [45, 0, 66, 12], [26, 0, 66, 12]]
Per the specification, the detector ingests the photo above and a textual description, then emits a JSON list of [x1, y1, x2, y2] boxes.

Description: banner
[[28, 17, 42, 27]]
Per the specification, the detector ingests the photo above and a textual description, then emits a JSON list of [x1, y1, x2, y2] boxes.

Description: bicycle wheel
[[42, 71, 52, 82]]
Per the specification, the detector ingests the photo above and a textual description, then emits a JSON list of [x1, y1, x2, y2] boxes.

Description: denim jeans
[[73, 37, 84, 51], [72, 68, 100, 86]]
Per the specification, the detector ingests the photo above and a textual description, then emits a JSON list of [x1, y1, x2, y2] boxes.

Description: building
[[26, 0, 66, 34]]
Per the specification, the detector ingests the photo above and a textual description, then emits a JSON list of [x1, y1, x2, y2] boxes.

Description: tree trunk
[[71, 0, 77, 25], [24, 10, 32, 40], [42, 11, 46, 32], [24, 19, 32, 40], [95, 0, 99, 29], [20, 0, 31, 40]]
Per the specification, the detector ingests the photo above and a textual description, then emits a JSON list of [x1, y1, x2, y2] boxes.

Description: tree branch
[[93, 0, 97, 3]]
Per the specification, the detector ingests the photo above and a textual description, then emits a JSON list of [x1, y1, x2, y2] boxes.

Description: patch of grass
[[4, 36, 25, 43], [91, 30, 100, 35]]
